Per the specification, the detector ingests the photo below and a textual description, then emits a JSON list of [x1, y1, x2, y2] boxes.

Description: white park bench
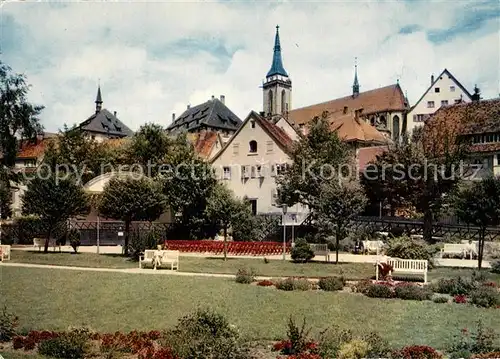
[[139, 250, 179, 270], [33, 238, 61, 252], [157, 250, 179, 270], [376, 257, 428, 283], [309, 244, 330, 262], [0, 245, 11, 261], [362, 240, 385, 255], [440, 243, 472, 259], [139, 249, 156, 269]]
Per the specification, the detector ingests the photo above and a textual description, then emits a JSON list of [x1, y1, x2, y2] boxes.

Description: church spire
[[352, 57, 360, 97], [266, 25, 288, 78], [95, 84, 103, 113]]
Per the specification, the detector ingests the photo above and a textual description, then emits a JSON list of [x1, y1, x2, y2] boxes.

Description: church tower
[[263, 25, 292, 118], [352, 57, 360, 98]]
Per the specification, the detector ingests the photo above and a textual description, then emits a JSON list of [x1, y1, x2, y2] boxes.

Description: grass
[[1, 266, 500, 349], [0, 351, 43, 358]]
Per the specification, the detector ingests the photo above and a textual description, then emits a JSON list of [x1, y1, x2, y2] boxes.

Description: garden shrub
[[273, 317, 318, 356], [12, 336, 24, 349], [362, 332, 391, 358], [317, 325, 353, 359], [318, 276, 345, 291], [432, 295, 449, 303], [448, 321, 499, 357], [235, 267, 256, 284], [469, 286, 500, 308], [394, 284, 432, 301], [0, 306, 18, 342], [352, 279, 372, 295], [392, 345, 442, 359], [161, 308, 248, 359], [291, 238, 315, 263], [11, 215, 45, 244], [491, 260, 500, 274], [293, 278, 313, 291], [337, 339, 371, 359], [38, 333, 88, 359], [432, 277, 476, 296], [129, 228, 162, 260], [365, 283, 394, 298], [386, 236, 435, 266], [275, 278, 312, 291], [67, 229, 81, 253], [453, 295, 467, 304], [472, 352, 500, 358]]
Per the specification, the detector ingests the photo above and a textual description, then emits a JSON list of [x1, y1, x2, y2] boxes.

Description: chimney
[[113, 111, 117, 117], [259, 111, 265, 116], [211, 95, 215, 101], [343, 106, 348, 115], [220, 95, 225, 104], [431, 74, 435, 84], [172, 113, 176, 122], [187, 104, 191, 109]]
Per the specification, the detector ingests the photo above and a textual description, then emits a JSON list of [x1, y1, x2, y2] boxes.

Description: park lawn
[[0, 351, 43, 359], [1, 266, 500, 349]]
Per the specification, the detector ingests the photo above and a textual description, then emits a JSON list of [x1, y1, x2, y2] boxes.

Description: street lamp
[[282, 204, 287, 260]]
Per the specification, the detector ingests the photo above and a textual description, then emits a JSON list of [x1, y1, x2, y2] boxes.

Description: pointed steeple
[[95, 85, 103, 113], [352, 57, 360, 97], [266, 25, 288, 78]]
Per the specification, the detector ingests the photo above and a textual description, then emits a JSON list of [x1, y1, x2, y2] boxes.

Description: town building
[[407, 69, 474, 134], [78, 86, 134, 142], [186, 131, 225, 161], [166, 95, 242, 141]]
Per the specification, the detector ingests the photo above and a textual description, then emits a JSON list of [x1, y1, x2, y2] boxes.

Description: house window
[[416, 114, 425, 122], [266, 141, 274, 154], [454, 99, 461, 104], [435, 87, 440, 93], [276, 163, 288, 175], [281, 90, 286, 114], [233, 143, 239, 156], [223, 167, 231, 180], [441, 100, 448, 106], [241, 166, 250, 178], [249, 140, 258, 153], [251, 121, 256, 129], [249, 199, 257, 215], [251, 166, 257, 178], [497, 154, 500, 165], [427, 101, 435, 108], [450, 86, 456, 92]]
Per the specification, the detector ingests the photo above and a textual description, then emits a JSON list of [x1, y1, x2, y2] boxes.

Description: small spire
[[95, 84, 103, 113], [266, 25, 288, 78], [352, 57, 360, 97]]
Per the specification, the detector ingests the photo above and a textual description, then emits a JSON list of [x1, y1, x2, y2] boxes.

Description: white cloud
[[1, 1, 498, 133]]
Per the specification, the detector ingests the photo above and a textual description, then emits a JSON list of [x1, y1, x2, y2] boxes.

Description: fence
[[165, 240, 291, 256]]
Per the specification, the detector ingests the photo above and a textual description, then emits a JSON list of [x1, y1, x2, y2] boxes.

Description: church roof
[[266, 25, 288, 78], [357, 145, 389, 172], [288, 83, 408, 126], [329, 113, 390, 145], [167, 98, 242, 134], [79, 109, 134, 137]]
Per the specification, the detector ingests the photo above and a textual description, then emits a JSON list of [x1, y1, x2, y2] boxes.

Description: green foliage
[[98, 176, 166, 255], [38, 332, 88, 359], [491, 260, 500, 274], [317, 325, 353, 358], [432, 295, 450, 303], [365, 283, 394, 298], [128, 227, 162, 260], [318, 276, 345, 291], [0, 306, 18, 342], [469, 286, 500, 308], [394, 284, 432, 301], [291, 238, 315, 263], [0, 179, 11, 219], [235, 267, 256, 284], [128, 123, 172, 173], [21, 175, 88, 251], [67, 229, 81, 253], [432, 277, 477, 296], [337, 339, 371, 359], [232, 214, 281, 242], [0, 60, 44, 169], [161, 308, 248, 359], [275, 278, 312, 291], [10, 215, 44, 244], [285, 317, 313, 355], [448, 321, 499, 357], [386, 236, 436, 264], [363, 331, 391, 358]]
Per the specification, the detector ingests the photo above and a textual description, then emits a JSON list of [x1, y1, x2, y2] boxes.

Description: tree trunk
[[223, 225, 228, 262], [124, 220, 130, 256], [44, 229, 51, 253], [423, 209, 433, 243], [335, 227, 340, 264], [478, 228, 485, 270]]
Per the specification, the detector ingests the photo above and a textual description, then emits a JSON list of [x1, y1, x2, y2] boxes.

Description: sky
[[1, 0, 499, 133]]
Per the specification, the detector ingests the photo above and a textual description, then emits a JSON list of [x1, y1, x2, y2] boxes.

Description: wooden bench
[[362, 240, 384, 255], [309, 244, 330, 262], [440, 243, 471, 259], [0, 245, 11, 261], [377, 257, 428, 283], [139, 249, 156, 269], [157, 250, 179, 270], [33, 238, 61, 252]]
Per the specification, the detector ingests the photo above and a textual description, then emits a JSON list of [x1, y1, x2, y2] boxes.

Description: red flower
[[453, 295, 467, 304], [257, 280, 274, 287]]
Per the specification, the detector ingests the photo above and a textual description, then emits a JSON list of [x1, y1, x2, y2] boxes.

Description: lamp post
[[282, 204, 287, 260]]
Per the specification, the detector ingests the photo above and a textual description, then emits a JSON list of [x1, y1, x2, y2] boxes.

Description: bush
[[291, 239, 315, 263], [161, 308, 248, 359], [318, 277, 345, 291], [363, 332, 391, 358], [275, 278, 312, 291], [394, 284, 432, 301], [257, 279, 274, 287], [472, 352, 500, 359], [469, 286, 500, 308], [432, 295, 449, 303], [453, 295, 467, 304], [129, 228, 161, 260], [491, 260, 500, 274], [11, 215, 45, 244], [352, 279, 372, 295], [68, 229, 81, 253], [337, 339, 371, 359], [272, 317, 318, 356], [235, 268, 256, 284], [392, 345, 442, 359], [386, 236, 435, 266], [433, 277, 476, 296], [448, 321, 499, 357], [0, 306, 18, 342], [365, 283, 394, 298], [38, 334, 87, 359], [317, 326, 353, 359]]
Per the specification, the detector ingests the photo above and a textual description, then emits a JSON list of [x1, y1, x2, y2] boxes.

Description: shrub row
[[363, 282, 433, 300]]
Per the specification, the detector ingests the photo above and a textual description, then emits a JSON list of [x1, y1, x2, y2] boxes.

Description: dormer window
[[249, 140, 258, 153]]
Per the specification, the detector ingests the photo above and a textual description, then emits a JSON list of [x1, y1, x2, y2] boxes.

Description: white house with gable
[[211, 111, 307, 220], [407, 68, 473, 134]]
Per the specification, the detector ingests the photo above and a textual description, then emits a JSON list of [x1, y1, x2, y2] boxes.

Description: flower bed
[[164, 240, 291, 256]]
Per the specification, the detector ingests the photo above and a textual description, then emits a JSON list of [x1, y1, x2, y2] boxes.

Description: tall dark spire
[[266, 25, 288, 78], [95, 85, 103, 113], [352, 57, 360, 97]]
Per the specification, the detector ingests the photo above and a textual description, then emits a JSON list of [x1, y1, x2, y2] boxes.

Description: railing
[[164, 240, 291, 256]]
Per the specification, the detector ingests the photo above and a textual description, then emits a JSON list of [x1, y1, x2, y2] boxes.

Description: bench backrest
[[310, 244, 328, 254], [387, 258, 428, 271], [443, 243, 468, 251], [0, 245, 10, 254], [162, 250, 179, 261], [144, 250, 156, 259], [363, 240, 384, 250]]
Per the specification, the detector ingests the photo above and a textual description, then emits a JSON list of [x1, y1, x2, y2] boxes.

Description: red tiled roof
[[357, 145, 389, 172], [17, 136, 53, 159], [256, 113, 294, 151], [187, 131, 219, 159], [329, 113, 389, 145], [288, 84, 408, 126]]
